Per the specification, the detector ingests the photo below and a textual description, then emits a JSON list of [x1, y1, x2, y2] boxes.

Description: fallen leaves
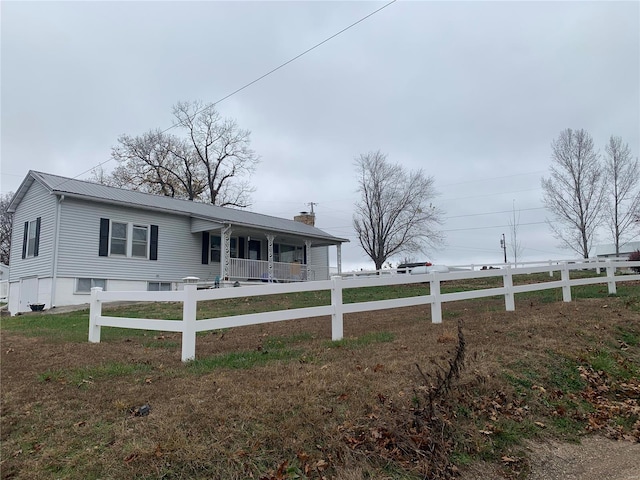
[[577, 364, 640, 441]]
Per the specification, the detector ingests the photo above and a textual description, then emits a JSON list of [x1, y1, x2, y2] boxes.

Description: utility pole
[[500, 233, 507, 263]]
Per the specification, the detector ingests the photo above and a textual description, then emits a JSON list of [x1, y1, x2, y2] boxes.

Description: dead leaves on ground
[[577, 365, 640, 442]]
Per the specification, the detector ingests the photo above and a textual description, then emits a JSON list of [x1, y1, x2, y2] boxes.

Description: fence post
[[430, 273, 442, 324], [503, 265, 515, 311], [181, 277, 199, 362], [549, 260, 554, 278], [330, 275, 343, 341], [561, 262, 571, 302], [606, 260, 617, 295], [88, 287, 103, 343]]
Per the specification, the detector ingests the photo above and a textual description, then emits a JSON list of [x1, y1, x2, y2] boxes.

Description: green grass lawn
[[1, 271, 637, 343]]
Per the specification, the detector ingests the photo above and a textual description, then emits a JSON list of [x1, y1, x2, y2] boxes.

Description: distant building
[[594, 241, 640, 258]]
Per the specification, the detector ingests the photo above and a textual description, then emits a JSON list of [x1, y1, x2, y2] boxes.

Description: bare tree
[[508, 200, 524, 265], [0, 192, 14, 265], [108, 101, 259, 207], [172, 101, 258, 207], [353, 151, 444, 270], [603, 135, 640, 255], [111, 129, 206, 200], [87, 165, 116, 186], [541, 128, 606, 258]]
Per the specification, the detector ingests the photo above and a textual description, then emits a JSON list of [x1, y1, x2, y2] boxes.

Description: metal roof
[[11, 171, 349, 245]]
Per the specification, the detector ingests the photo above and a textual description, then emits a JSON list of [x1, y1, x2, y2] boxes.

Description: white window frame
[[109, 221, 150, 259], [76, 278, 107, 294], [148, 281, 172, 291], [211, 236, 239, 263], [109, 221, 128, 256], [26, 219, 38, 257], [131, 224, 149, 259]]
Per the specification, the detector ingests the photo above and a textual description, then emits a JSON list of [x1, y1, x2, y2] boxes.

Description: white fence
[[89, 259, 640, 362]]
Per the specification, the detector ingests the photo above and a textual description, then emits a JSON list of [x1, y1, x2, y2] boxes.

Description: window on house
[[76, 278, 106, 293], [132, 225, 149, 258], [27, 220, 38, 257], [210, 236, 238, 263], [148, 282, 172, 291], [110, 222, 127, 256], [230, 237, 238, 258], [278, 244, 303, 263], [22, 217, 41, 259], [210, 236, 221, 263], [100, 219, 158, 260]]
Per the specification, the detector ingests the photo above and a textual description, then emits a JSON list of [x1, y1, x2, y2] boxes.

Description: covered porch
[[192, 218, 344, 283]]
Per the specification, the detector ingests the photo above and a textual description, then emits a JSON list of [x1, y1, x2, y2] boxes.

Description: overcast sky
[[2, 1, 639, 271]]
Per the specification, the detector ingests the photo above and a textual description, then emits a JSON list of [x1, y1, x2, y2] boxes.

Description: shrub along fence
[[89, 259, 640, 362]]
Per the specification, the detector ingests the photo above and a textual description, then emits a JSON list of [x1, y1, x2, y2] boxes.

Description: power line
[[60, 1, 398, 185], [440, 187, 542, 202], [312, 205, 547, 229], [439, 170, 545, 188], [445, 206, 545, 219], [442, 221, 547, 233]]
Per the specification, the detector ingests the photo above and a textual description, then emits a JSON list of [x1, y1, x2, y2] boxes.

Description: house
[[594, 241, 640, 259], [6, 171, 348, 314]]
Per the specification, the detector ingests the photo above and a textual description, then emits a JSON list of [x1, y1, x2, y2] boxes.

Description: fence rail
[[89, 259, 640, 362]]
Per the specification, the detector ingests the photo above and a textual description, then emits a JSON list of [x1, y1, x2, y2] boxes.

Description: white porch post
[[266, 234, 275, 282], [337, 244, 342, 274], [304, 240, 314, 281], [221, 226, 232, 280]]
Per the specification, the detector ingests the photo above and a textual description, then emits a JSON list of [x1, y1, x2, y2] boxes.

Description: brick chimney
[[294, 211, 315, 226]]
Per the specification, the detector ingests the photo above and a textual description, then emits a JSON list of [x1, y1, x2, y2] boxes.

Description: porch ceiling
[[190, 217, 347, 246], [202, 226, 342, 247]]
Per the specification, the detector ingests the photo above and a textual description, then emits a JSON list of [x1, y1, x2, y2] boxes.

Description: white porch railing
[[88, 258, 640, 362], [229, 258, 310, 282]]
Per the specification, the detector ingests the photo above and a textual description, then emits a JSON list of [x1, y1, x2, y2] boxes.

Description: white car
[[410, 264, 449, 274]]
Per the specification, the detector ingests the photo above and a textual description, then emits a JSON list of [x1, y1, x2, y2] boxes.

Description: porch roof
[[12, 171, 349, 246]]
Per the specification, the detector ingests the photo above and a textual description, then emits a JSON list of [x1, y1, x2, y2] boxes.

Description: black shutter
[[150, 225, 158, 261], [99, 218, 110, 256], [201, 231, 210, 264], [33, 217, 41, 257], [22, 221, 28, 259], [238, 236, 245, 259]]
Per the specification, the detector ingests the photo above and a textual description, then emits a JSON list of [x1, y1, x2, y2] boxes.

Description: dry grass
[[1, 289, 639, 479]]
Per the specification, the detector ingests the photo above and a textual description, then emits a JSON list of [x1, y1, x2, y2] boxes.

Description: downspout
[[51, 195, 64, 308]]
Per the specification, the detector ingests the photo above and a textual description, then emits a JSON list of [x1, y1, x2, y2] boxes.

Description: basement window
[[148, 282, 172, 291], [76, 278, 106, 294]]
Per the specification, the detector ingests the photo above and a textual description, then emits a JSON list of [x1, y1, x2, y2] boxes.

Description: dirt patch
[[527, 437, 640, 480], [460, 437, 640, 480]]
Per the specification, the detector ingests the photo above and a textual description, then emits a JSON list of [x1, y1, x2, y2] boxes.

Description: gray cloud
[[2, 1, 638, 269]]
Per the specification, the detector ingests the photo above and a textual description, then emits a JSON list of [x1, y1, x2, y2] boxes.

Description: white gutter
[[50, 195, 64, 307]]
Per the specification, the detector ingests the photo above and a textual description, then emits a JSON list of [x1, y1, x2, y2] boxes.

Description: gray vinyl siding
[[56, 198, 218, 283], [190, 218, 224, 233], [8, 181, 56, 281], [310, 246, 329, 268]]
